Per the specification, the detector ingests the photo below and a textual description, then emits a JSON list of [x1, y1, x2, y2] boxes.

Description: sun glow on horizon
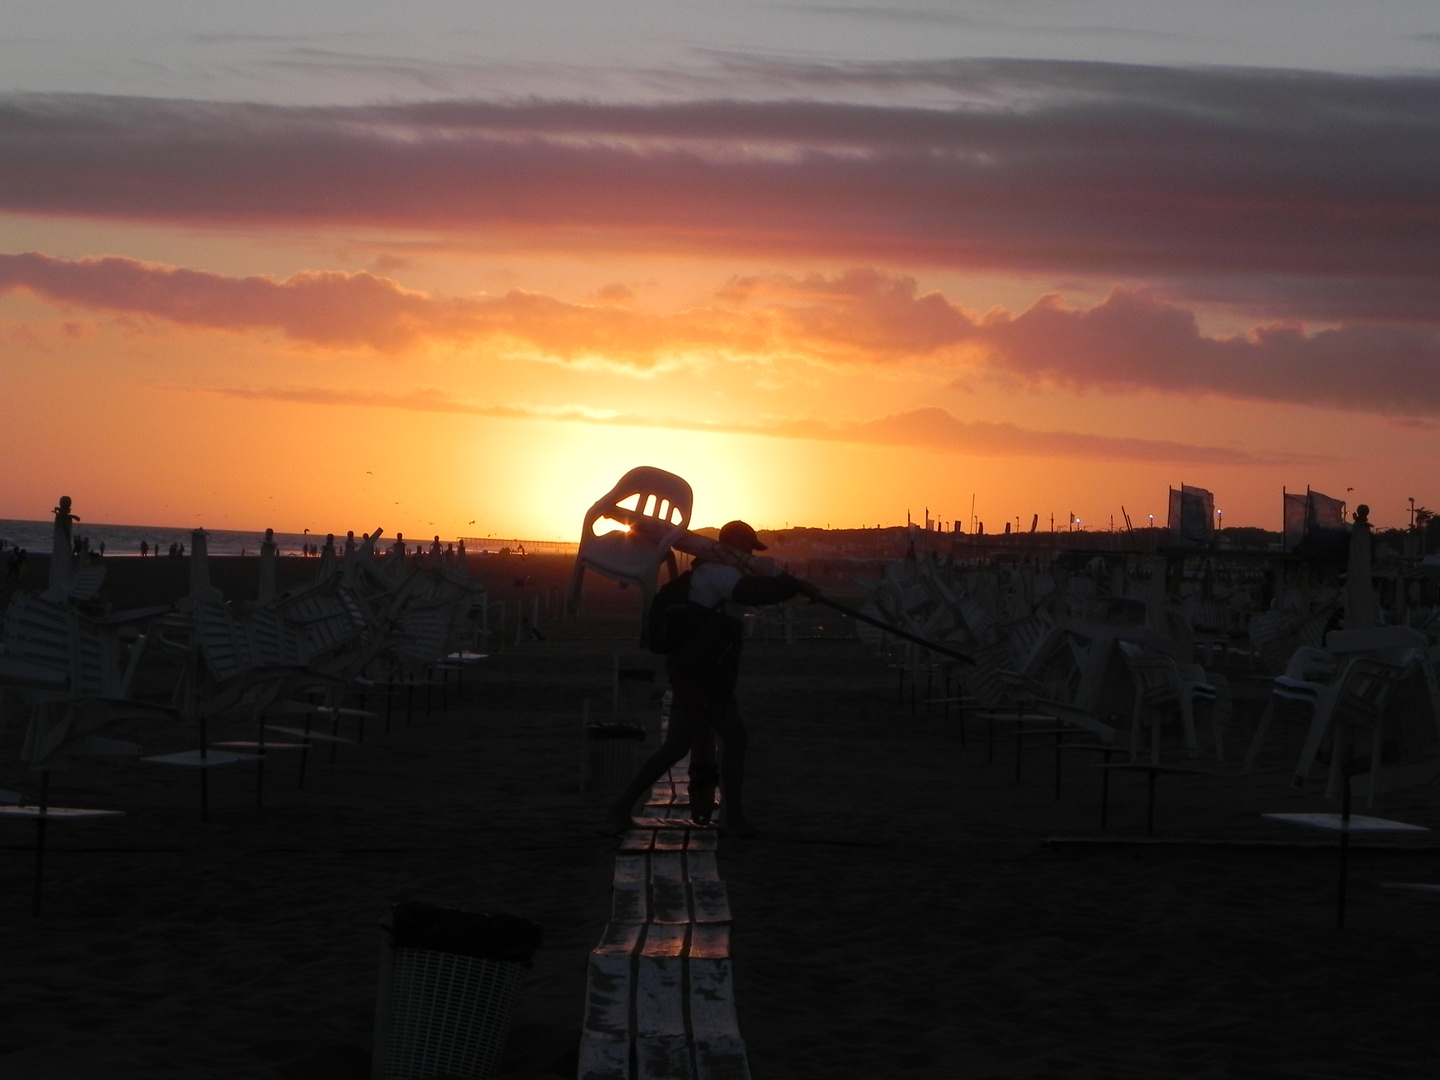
[[2, 38, 1439, 536]]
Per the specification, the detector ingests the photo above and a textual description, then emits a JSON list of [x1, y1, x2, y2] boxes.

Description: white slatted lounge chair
[[1, 588, 174, 914]]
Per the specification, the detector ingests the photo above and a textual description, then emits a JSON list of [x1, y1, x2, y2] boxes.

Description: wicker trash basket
[[373, 902, 543, 1080], [585, 722, 646, 792]]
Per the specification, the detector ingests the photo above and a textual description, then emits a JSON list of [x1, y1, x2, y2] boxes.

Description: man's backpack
[[646, 570, 694, 654]]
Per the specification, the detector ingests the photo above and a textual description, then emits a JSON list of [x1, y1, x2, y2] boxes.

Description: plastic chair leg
[[1243, 697, 1277, 774], [1294, 698, 1337, 788]]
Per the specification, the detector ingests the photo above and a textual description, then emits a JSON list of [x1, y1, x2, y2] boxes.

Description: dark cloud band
[[1, 59, 1437, 319]]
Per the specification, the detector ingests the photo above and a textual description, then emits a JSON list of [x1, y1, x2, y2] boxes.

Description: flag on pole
[[1167, 484, 1214, 545]]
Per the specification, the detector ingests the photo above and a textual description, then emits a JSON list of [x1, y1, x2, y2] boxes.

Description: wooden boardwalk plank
[[578, 1031, 631, 1080], [686, 850, 719, 882], [689, 880, 731, 924], [637, 924, 692, 1080], [649, 852, 690, 924], [638, 1036, 694, 1080], [693, 1038, 752, 1080], [612, 853, 649, 924], [582, 924, 640, 1028], [689, 927, 748, 1080], [579, 916, 641, 1079], [581, 768, 749, 1080], [621, 828, 656, 852]]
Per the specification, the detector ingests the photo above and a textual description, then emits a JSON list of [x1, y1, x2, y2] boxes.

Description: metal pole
[[1337, 774, 1352, 929], [32, 770, 50, 917]]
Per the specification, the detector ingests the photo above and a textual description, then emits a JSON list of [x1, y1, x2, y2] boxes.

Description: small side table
[[1264, 778, 1429, 928], [1093, 763, 1210, 836]]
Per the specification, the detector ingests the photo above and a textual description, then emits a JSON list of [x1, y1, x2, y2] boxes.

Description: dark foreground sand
[[3, 557, 1440, 1079]]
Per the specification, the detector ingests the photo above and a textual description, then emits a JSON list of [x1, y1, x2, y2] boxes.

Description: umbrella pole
[[195, 681, 210, 824], [31, 770, 50, 917], [255, 705, 267, 809], [1337, 774, 1352, 930]]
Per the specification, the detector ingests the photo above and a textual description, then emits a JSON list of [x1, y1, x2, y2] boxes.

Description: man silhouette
[[604, 520, 817, 837]]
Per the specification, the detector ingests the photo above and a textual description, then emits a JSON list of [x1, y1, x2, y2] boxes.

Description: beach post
[[385, 668, 396, 735], [318, 534, 336, 580], [1336, 772, 1353, 929], [580, 698, 591, 793], [1346, 505, 1377, 630], [188, 634, 213, 822], [259, 528, 278, 601], [253, 700, 267, 808], [189, 528, 211, 600], [45, 496, 77, 601], [30, 770, 50, 917]]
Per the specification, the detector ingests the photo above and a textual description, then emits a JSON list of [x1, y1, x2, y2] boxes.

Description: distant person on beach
[[140, 540, 148, 558], [603, 520, 818, 838], [344, 531, 357, 559]]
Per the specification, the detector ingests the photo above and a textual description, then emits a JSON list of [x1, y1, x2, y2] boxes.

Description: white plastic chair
[[1117, 640, 1228, 763], [1244, 625, 1427, 781], [566, 467, 693, 642], [1292, 656, 1417, 804]]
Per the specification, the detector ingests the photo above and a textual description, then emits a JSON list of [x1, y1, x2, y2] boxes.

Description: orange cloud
[[0, 251, 934, 365], [186, 384, 1303, 466], [8, 252, 1440, 416], [982, 288, 1440, 415]]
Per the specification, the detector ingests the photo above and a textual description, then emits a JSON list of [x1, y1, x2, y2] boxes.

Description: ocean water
[[0, 519, 387, 558], [0, 519, 579, 558]]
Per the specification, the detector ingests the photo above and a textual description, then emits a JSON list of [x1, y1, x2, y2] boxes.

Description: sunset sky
[[3, 2, 1439, 540]]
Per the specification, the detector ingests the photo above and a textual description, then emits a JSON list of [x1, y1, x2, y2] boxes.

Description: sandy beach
[[3, 556, 1440, 1079]]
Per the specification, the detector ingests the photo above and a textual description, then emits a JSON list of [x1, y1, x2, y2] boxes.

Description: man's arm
[[731, 572, 818, 605]]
